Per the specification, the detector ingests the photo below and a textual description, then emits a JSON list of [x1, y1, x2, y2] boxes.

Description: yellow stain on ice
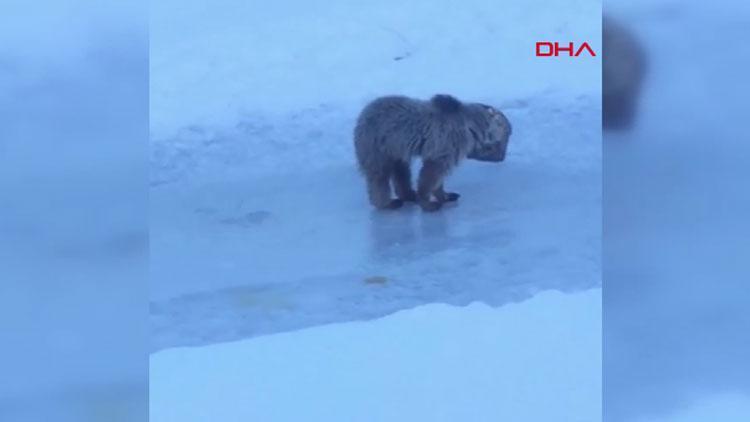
[[233, 290, 294, 310]]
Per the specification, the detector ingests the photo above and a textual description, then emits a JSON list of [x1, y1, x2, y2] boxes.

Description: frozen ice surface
[[150, 95, 600, 351]]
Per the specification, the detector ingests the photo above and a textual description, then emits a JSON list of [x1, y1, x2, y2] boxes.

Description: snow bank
[[150, 288, 601, 422], [150, 0, 600, 140]]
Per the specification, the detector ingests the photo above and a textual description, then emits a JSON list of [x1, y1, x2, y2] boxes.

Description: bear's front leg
[[417, 160, 450, 212], [433, 184, 460, 203]]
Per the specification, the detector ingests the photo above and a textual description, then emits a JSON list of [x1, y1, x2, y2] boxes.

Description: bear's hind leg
[[392, 160, 417, 202], [366, 164, 403, 210]]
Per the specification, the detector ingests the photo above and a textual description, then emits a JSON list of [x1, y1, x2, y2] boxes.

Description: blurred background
[[603, 0, 750, 421], [0, 1, 147, 421]]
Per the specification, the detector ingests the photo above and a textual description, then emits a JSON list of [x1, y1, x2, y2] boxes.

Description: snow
[[149, 1, 602, 419], [149, 0, 600, 140], [150, 288, 601, 422], [150, 0, 601, 352]]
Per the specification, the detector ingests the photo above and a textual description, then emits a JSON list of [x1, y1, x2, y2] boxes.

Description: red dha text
[[536, 42, 596, 57]]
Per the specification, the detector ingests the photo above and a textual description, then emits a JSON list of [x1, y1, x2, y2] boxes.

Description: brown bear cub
[[354, 94, 512, 211]]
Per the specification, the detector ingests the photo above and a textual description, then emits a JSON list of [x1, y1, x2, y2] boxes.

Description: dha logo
[[536, 42, 596, 57]]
